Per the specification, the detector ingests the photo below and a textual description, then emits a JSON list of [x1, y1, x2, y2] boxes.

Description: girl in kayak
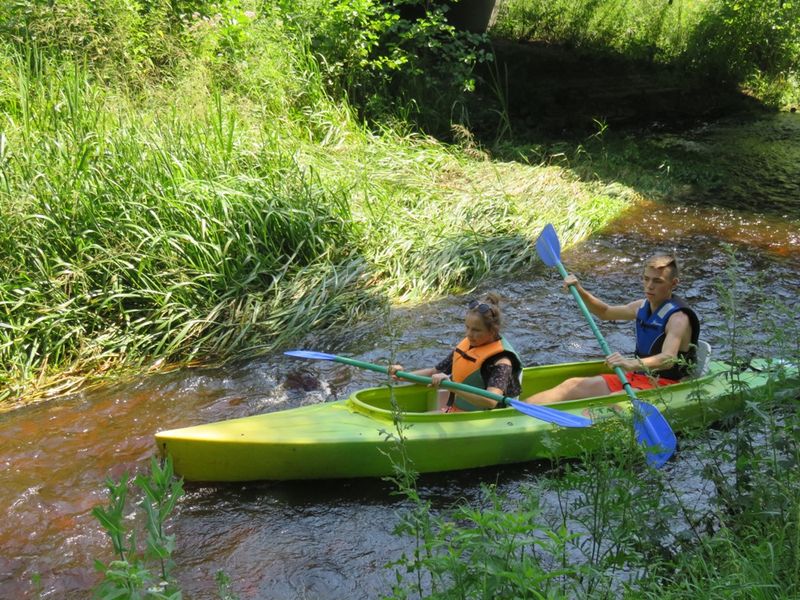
[[389, 293, 523, 412]]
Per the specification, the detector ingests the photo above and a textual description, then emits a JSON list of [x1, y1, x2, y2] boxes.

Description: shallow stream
[[1, 113, 798, 599]]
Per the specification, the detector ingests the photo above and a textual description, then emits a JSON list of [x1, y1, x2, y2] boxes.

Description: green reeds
[[0, 52, 363, 400], [0, 3, 635, 404], [0, 37, 626, 404]]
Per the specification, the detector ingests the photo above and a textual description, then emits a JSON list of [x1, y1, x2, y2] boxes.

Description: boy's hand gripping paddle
[[535, 224, 676, 467]]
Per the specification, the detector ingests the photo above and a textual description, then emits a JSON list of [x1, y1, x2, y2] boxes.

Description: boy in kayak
[[525, 254, 700, 405], [389, 292, 523, 412]]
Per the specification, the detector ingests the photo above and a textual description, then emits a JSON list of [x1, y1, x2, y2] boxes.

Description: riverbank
[[0, 11, 639, 409], [0, 67, 634, 408], [2, 0, 798, 410]]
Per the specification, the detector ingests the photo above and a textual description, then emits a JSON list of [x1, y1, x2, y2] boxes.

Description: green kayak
[[155, 358, 798, 482]]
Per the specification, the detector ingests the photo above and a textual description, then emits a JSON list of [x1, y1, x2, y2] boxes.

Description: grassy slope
[[0, 3, 637, 406]]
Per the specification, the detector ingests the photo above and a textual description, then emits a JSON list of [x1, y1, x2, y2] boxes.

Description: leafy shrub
[[93, 457, 184, 599], [493, 0, 800, 105], [0, 0, 188, 81], [681, 0, 800, 86], [273, 0, 493, 133]]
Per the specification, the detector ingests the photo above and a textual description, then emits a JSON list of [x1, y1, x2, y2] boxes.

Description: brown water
[[1, 114, 799, 599]]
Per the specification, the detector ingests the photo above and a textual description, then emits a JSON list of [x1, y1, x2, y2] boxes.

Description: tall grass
[[0, 2, 630, 405], [493, 0, 708, 61], [0, 51, 371, 401]]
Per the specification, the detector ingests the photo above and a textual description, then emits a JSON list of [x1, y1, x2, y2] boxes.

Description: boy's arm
[[565, 275, 641, 321]]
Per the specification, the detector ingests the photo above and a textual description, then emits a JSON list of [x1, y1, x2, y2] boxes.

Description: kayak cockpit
[[346, 383, 464, 420], [346, 360, 614, 420], [344, 357, 735, 422]]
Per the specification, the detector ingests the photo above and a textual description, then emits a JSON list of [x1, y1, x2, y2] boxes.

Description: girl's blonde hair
[[468, 291, 503, 338]]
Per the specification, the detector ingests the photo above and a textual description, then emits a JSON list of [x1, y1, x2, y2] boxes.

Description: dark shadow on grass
[[469, 38, 770, 142], [461, 39, 800, 220]]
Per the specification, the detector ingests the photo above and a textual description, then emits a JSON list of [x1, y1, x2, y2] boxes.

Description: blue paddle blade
[[284, 350, 338, 361], [535, 224, 562, 267], [507, 399, 592, 428], [632, 399, 677, 468]]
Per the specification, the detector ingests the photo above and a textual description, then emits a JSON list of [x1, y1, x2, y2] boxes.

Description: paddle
[[535, 224, 676, 467], [285, 350, 592, 428]]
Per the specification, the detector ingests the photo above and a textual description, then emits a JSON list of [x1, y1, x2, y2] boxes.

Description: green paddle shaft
[[556, 263, 671, 454], [330, 355, 511, 405], [285, 349, 592, 427], [553, 262, 639, 400]]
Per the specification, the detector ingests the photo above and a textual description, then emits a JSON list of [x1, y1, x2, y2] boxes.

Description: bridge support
[[446, 0, 498, 33]]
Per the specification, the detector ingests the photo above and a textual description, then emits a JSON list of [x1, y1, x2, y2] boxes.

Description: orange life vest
[[449, 336, 521, 411]]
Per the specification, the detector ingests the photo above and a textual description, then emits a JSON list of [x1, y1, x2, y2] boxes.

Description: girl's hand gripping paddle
[[285, 350, 591, 428]]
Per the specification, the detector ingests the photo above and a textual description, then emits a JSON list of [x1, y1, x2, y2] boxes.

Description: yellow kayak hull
[[155, 359, 798, 481]]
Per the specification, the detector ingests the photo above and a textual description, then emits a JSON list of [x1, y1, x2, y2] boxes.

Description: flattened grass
[[0, 31, 630, 407]]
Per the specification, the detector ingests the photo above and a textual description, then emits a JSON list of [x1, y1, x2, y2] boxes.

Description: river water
[[1, 113, 799, 599]]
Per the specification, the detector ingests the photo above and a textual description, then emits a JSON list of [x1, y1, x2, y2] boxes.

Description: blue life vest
[[635, 295, 700, 380]]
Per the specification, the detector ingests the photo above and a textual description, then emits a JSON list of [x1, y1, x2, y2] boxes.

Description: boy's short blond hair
[[646, 254, 679, 279]]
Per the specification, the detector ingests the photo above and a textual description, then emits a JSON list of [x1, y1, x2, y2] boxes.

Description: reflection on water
[[1, 116, 799, 599]]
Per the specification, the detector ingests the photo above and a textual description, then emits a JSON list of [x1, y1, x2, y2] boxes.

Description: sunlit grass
[[493, 0, 710, 60], [0, 10, 633, 406]]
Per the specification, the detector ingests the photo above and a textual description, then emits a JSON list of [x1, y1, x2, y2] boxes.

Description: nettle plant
[[92, 457, 184, 599]]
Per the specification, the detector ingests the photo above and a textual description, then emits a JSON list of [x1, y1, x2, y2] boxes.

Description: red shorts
[[601, 372, 679, 393]]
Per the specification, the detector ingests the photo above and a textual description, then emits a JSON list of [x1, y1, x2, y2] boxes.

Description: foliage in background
[[686, 0, 800, 78], [273, 0, 493, 133], [492, 0, 800, 106], [0, 0, 492, 129], [493, 0, 703, 61]]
